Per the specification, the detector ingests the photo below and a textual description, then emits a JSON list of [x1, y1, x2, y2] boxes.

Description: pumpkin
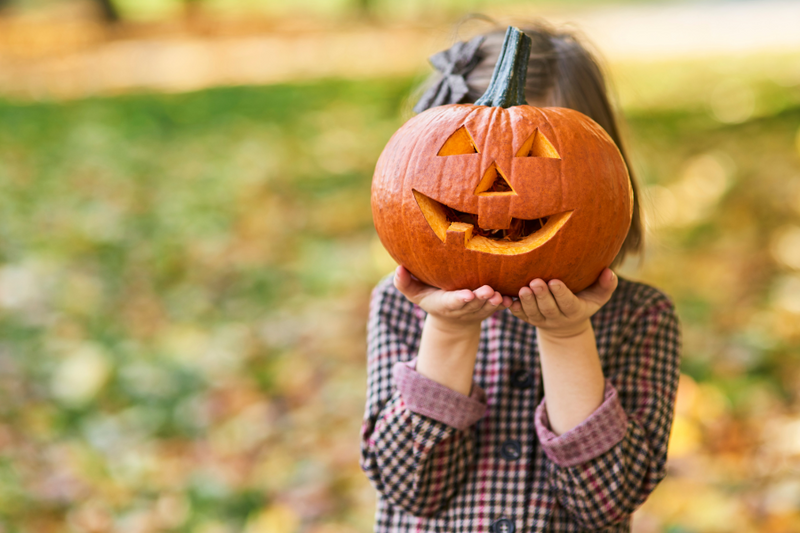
[[371, 27, 632, 295]]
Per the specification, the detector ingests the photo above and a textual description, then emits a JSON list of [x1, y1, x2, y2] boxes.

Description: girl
[[360, 21, 681, 533]]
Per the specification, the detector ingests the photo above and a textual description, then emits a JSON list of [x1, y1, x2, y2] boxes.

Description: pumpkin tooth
[[445, 222, 475, 247], [412, 189, 565, 245]]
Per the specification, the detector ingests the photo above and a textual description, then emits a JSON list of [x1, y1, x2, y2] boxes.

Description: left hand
[[509, 268, 618, 338], [393, 266, 511, 329]]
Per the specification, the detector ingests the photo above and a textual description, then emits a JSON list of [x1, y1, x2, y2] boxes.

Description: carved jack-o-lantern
[[371, 27, 633, 295]]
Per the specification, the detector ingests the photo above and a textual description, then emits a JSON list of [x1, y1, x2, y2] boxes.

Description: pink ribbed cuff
[[393, 358, 488, 431], [535, 379, 628, 467]]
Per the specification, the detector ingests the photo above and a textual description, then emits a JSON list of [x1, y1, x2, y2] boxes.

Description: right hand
[[393, 266, 512, 330]]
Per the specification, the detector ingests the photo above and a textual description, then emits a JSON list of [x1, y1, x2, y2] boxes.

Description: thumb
[[577, 268, 618, 306], [394, 266, 436, 303]]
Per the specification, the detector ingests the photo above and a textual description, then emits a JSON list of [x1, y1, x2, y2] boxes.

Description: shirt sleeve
[[359, 277, 488, 517], [393, 358, 487, 430], [534, 293, 681, 529]]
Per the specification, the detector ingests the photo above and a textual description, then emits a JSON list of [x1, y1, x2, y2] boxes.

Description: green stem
[[474, 26, 531, 108]]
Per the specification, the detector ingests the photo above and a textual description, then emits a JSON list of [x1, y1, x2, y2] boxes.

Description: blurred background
[[0, 0, 799, 532]]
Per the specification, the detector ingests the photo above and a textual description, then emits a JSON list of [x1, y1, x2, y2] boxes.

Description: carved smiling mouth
[[413, 189, 573, 255]]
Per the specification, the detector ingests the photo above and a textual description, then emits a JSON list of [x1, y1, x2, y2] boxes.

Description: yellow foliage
[[668, 415, 702, 459], [244, 504, 301, 533]]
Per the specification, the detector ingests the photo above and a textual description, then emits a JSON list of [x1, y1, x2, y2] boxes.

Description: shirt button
[[510, 369, 533, 389], [499, 439, 522, 461], [491, 518, 515, 533]]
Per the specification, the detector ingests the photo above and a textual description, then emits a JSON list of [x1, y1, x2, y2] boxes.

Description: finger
[[501, 295, 514, 308], [451, 285, 493, 315], [471, 291, 506, 320], [531, 279, 562, 319], [439, 288, 479, 312], [394, 266, 435, 302], [438, 288, 488, 315], [394, 265, 433, 302], [508, 299, 528, 322], [577, 268, 618, 307], [487, 291, 504, 307], [518, 285, 545, 322], [547, 279, 580, 317], [473, 285, 495, 300], [464, 297, 490, 315], [393, 265, 409, 288]]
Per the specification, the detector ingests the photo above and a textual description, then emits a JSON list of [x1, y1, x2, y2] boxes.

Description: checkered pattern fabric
[[360, 275, 681, 532]]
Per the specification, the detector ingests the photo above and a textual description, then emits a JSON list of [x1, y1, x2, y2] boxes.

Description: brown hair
[[414, 19, 643, 266]]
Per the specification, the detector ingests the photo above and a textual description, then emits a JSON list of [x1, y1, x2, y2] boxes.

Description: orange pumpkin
[[371, 27, 632, 295]]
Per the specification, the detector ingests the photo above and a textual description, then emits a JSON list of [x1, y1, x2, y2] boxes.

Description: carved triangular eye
[[438, 126, 479, 156], [515, 129, 560, 159], [474, 162, 516, 196]]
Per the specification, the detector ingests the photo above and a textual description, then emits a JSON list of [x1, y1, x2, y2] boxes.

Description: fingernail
[[550, 282, 560, 291], [532, 285, 543, 295]]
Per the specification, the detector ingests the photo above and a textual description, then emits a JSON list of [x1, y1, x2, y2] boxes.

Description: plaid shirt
[[360, 275, 681, 532]]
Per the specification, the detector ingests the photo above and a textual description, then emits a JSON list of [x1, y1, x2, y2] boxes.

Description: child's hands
[[509, 268, 618, 338], [394, 266, 512, 329]]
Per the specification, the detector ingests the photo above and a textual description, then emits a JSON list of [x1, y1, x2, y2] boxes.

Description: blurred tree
[[183, 0, 204, 21], [355, 0, 374, 19], [93, 0, 120, 22]]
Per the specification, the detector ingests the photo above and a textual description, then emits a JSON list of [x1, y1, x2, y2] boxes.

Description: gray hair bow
[[413, 35, 485, 114]]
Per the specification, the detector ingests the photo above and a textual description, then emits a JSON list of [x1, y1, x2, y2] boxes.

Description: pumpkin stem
[[474, 26, 531, 108]]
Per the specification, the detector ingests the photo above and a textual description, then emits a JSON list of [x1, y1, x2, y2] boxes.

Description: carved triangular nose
[[474, 162, 516, 196]]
